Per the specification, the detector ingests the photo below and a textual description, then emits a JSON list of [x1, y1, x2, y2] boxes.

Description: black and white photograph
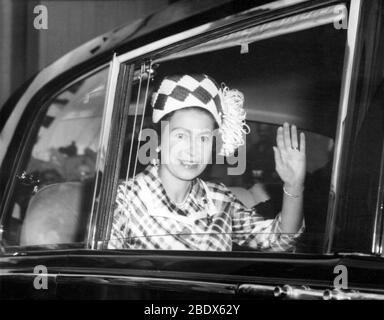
[[0, 0, 384, 306]]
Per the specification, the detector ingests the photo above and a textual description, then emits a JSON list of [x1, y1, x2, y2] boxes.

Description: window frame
[[87, 57, 136, 249], [325, 0, 384, 255], [376, 141, 384, 256], [323, 0, 362, 253], [96, 0, 358, 255]]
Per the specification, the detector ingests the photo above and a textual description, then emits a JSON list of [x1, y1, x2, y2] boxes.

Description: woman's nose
[[186, 138, 201, 160]]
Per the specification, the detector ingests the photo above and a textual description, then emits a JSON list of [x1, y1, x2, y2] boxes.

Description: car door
[[54, 0, 381, 300]]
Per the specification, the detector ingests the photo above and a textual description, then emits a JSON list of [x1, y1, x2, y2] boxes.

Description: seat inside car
[[19, 181, 92, 246]]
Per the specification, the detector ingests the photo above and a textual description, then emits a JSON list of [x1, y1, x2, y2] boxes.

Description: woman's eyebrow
[[170, 127, 213, 134], [170, 127, 190, 133]]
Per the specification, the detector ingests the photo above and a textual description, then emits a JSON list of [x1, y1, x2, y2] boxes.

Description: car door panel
[[53, 250, 342, 299]]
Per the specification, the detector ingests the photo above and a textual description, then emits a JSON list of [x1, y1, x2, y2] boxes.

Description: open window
[[104, 3, 348, 253]]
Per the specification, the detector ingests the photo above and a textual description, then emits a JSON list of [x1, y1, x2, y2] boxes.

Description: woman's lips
[[179, 160, 199, 169]]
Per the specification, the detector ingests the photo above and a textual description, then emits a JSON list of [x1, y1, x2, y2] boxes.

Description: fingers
[[291, 125, 298, 149], [276, 127, 285, 151], [276, 122, 304, 152], [300, 132, 306, 154], [283, 122, 291, 149]]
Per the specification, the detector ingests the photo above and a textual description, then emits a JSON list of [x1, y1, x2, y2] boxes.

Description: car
[[0, 0, 384, 300]]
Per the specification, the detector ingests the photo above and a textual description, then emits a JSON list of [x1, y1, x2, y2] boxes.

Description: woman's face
[[160, 108, 215, 181]]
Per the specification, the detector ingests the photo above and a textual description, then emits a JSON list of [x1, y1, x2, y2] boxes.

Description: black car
[[0, 0, 384, 300]]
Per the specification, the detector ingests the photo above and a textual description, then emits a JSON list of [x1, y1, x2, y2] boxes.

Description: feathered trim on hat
[[218, 85, 250, 157]]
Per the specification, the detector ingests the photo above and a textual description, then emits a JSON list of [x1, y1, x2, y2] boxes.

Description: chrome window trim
[[52, 273, 239, 296], [116, 0, 318, 64], [86, 54, 122, 249], [117, 24, 213, 64], [324, 0, 362, 253], [94, 63, 136, 250], [155, 4, 347, 63], [374, 139, 384, 255], [244, 0, 310, 12]]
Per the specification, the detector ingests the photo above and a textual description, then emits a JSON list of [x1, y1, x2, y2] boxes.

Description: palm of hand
[[273, 123, 306, 187]]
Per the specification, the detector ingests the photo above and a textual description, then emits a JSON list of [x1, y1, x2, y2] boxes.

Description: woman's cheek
[[169, 141, 185, 162], [202, 143, 213, 164]]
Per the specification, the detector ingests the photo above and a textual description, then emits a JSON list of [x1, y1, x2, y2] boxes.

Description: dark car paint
[[0, 250, 343, 299], [1, 249, 384, 299]]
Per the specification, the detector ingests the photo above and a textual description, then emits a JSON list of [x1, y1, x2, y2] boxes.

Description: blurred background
[[0, 0, 177, 108]]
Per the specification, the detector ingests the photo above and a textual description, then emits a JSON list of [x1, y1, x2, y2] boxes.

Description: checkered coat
[[108, 164, 304, 251]]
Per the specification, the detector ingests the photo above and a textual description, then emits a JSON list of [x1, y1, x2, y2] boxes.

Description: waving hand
[[273, 123, 306, 190]]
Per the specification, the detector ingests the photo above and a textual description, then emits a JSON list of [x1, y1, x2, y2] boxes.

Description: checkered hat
[[151, 74, 250, 156], [151, 74, 222, 125]]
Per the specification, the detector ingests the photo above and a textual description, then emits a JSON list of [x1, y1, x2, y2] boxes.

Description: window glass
[[108, 12, 347, 253], [2, 67, 109, 248]]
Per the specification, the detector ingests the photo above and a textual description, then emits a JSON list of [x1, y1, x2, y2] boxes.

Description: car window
[[1, 67, 109, 249], [106, 5, 348, 253]]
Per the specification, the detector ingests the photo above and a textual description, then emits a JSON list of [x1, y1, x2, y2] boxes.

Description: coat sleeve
[[230, 191, 305, 252], [107, 181, 134, 249]]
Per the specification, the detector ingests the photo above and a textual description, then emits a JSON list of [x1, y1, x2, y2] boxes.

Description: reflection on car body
[[0, 0, 384, 300]]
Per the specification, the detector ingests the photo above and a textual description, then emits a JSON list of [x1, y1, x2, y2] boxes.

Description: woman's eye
[[176, 133, 185, 139]]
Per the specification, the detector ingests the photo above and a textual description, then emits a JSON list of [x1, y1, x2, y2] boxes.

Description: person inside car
[[229, 125, 281, 213], [108, 74, 306, 251]]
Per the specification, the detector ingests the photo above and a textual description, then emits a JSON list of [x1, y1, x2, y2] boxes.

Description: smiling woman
[[108, 73, 306, 251]]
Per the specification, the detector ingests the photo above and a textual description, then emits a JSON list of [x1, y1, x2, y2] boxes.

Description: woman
[[108, 74, 305, 251]]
